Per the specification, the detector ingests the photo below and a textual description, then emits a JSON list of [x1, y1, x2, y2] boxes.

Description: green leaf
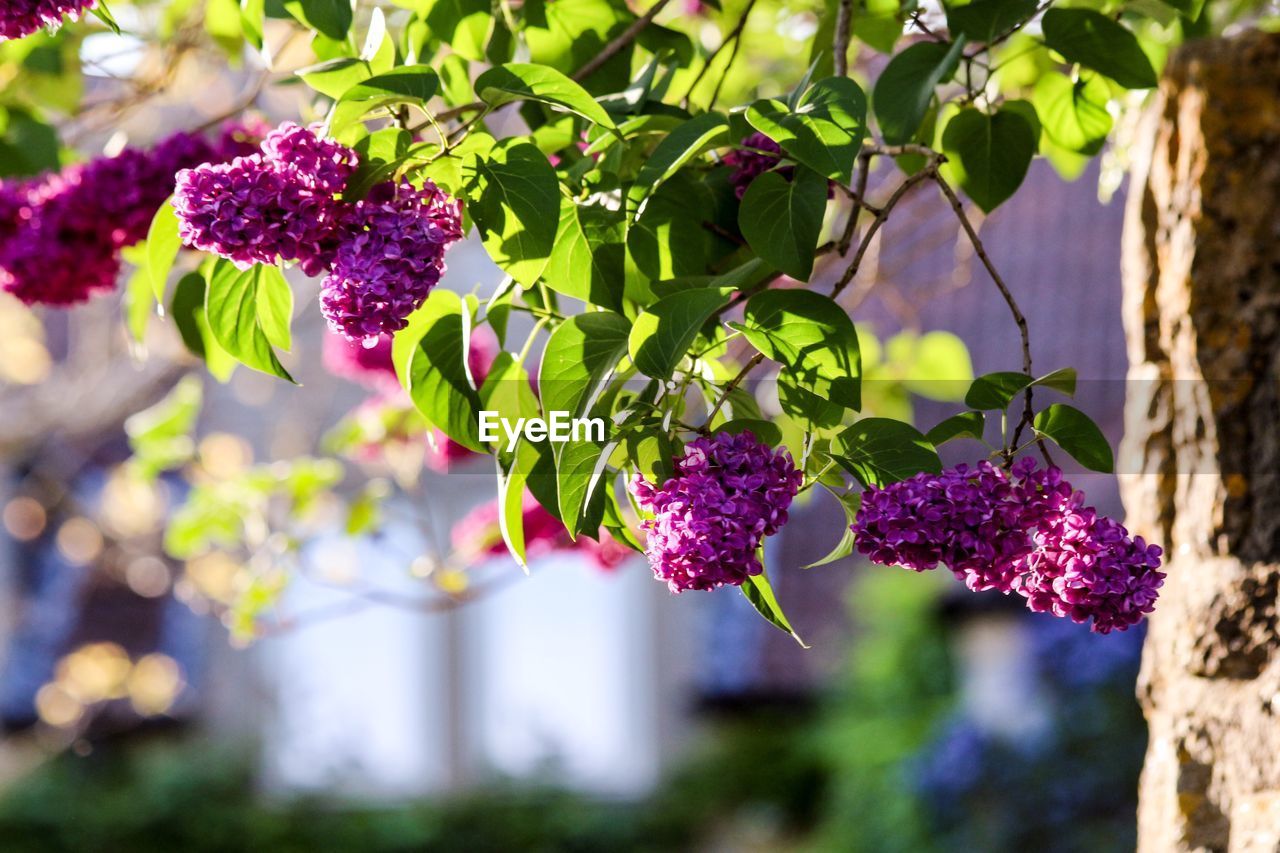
[[90, 1, 121, 33], [361, 6, 394, 74], [965, 367, 1076, 409], [240, 0, 264, 49], [283, 0, 352, 41], [146, 198, 181, 301], [628, 288, 731, 380], [1034, 71, 1113, 155], [745, 77, 868, 184], [524, 0, 635, 92], [736, 289, 861, 410], [331, 66, 441, 132], [298, 57, 372, 99], [475, 63, 617, 129], [742, 572, 808, 647], [203, 261, 294, 383], [1033, 367, 1077, 396], [626, 112, 729, 220], [830, 418, 940, 487], [940, 105, 1037, 213], [625, 173, 713, 302], [1158, 0, 1206, 19], [965, 371, 1031, 409], [544, 201, 625, 311], [345, 127, 412, 199], [539, 312, 632, 420], [1041, 8, 1158, 89], [255, 263, 293, 352], [872, 39, 967, 145], [497, 459, 529, 570], [425, 0, 492, 61], [123, 264, 152, 344], [738, 166, 828, 281], [479, 353, 542, 431], [945, 0, 1038, 43], [394, 290, 486, 453], [925, 411, 986, 446], [465, 142, 561, 286], [170, 273, 236, 382], [624, 426, 675, 483], [1033, 404, 1113, 472], [805, 484, 860, 568], [556, 437, 615, 539]]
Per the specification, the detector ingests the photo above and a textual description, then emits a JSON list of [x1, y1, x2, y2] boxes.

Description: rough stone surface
[[1120, 30, 1280, 853]]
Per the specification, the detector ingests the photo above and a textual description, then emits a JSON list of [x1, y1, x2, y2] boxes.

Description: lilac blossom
[[319, 179, 463, 341], [852, 458, 1165, 633], [629, 431, 802, 593]]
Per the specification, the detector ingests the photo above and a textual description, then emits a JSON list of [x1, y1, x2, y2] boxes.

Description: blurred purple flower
[[0, 0, 95, 40]]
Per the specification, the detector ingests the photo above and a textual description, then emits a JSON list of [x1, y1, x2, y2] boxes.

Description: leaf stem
[[705, 352, 765, 425]]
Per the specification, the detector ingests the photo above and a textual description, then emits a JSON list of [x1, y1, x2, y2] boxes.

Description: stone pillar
[[1119, 30, 1280, 853]]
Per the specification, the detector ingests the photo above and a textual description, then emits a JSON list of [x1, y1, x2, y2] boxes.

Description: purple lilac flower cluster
[[0, 0, 94, 41], [722, 132, 789, 199], [629, 431, 803, 593], [852, 458, 1165, 633], [176, 122, 463, 341], [319, 180, 463, 340], [174, 122, 354, 277], [0, 122, 262, 305]]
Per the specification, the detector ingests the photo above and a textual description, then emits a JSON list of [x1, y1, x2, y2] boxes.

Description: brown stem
[[837, 151, 873, 255], [834, 0, 854, 77], [574, 0, 675, 82], [682, 0, 759, 106], [931, 172, 1050, 463], [706, 352, 766, 425], [831, 161, 939, 298]]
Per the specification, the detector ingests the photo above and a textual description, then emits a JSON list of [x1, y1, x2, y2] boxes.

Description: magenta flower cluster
[[629, 431, 803, 593], [852, 458, 1165, 633], [174, 122, 354, 277], [1, 0, 94, 40], [319, 180, 463, 340], [0, 122, 262, 305], [176, 122, 463, 341]]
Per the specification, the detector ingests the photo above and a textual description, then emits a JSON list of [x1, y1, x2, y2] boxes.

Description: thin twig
[[931, 172, 1050, 464], [831, 161, 939, 298], [681, 0, 759, 106], [837, 151, 873, 255], [574, 0, 675, 82], [705, 352, 765, 426], [907, 10, 946, 42], [966, 0, 1053, 59], [834, 0, 854, 77]]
